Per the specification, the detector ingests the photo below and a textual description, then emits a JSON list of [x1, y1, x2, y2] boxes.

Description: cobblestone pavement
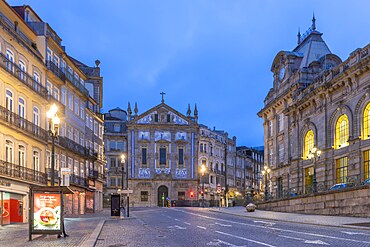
[[0, 210, 109, 247]]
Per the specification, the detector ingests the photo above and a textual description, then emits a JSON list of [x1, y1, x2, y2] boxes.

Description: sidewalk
[[0, 209, 109, 247], [209, 206, 370, 229]]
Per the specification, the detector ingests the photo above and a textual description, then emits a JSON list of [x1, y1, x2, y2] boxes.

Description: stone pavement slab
[[0, 210, 109, 247], [209, 206, 370, 229]]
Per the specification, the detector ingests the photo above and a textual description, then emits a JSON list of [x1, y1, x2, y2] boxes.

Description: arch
[[328, 105, 353, 148], [157, 185, 168, 207], [335, 114, 349, 149], [303, 130, 314, 160], [364, 103, 370, 140], [355, 93, 370, 139], [298, 121, 318, 158]]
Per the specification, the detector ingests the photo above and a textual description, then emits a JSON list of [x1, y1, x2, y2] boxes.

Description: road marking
[[215, 231, 276, 247], [197, 226, 207, 230], [207, 239, 246, 246], [253, 220, 275, 226], [215, 222, 232, 227], [174, 218, 180, 221], [184, 222, 191, 225], [341, 231, 370, 236], [279, 235, 330, 245], [168, 225, 186, 230], [173, 209, 370, 245]]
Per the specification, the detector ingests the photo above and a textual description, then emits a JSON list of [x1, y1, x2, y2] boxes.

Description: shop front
[[0, 180, 29, 225]]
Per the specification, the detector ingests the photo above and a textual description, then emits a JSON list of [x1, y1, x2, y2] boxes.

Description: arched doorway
[[157, 185, 168, 207]]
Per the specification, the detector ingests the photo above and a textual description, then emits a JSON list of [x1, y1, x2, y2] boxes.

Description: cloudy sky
[[8, 0, 370, 147]]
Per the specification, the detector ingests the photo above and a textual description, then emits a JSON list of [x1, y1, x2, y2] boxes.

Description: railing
[[58, 136, 87, 156], [46, 60, 66, 82], [261, 174, 369, 201], [0, 53, 48, 98], [66, 71, 89, 97], [88, 170, 99, 179], [0, 104, 48, 141], [0, 159, 47, 185], [70, 174, 88, 187], [0, 15, 43, 62], [46, 168, 59, 183]]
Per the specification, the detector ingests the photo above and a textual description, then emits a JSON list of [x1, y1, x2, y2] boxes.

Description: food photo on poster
[[33, 193, 61, 231]]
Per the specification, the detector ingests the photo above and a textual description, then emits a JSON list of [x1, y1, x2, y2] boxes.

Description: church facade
[[258, 16, 370, 199], [125, 99, 200, 207]]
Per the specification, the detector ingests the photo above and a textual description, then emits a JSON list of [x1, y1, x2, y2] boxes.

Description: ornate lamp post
[[261, 165, 271, 201], [308, 147, 321, 193], [200, 164, 206, 207], [47, 103, 60, 186], [120, 154, 127, 217]]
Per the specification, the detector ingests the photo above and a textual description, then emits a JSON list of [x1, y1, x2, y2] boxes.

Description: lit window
[[364, 150, 370, 180], [335, 114, 349, 149], [364, 103, 370, 139], [336, 157, 348, 183], [304, 130, 314, 159]]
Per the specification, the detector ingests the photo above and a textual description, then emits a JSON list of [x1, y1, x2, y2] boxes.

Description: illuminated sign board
[[32, 193, 61, 231]]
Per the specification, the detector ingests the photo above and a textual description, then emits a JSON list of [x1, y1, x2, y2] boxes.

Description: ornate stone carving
[[138, 168, 151, 178], [175, 168, 187, 178]]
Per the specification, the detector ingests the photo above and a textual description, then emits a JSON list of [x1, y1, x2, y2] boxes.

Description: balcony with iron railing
[[70, 174, 88, 187], [66, 71, 89, 97], [46, 60, 66, 82], [0, 159, 47, 185], [46, 168, 60, 184], [57, 136, 87, 156], [0, 53, 48, 99], [0, 14, 43, 62], [0, 104, 48, 141]]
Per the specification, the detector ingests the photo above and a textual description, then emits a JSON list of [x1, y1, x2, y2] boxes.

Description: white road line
[[184, 222, 191, 225], [174, 218, 180, 221], [279, 235, 304, 241], [173, 209, 370, 245], [341, 231, 370, 236], [197, 226, 207, 230], [215, 222, 232, 227], [215, 231, 276, 247]]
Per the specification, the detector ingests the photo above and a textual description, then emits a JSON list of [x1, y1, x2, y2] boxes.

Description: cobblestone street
[[0, 210, 109, 247]]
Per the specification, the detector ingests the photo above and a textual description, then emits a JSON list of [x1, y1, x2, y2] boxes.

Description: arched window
[[18, 145, 26, 167], [6, 90, 13, 111], [33, 150, 40, 171], [5, 140, 14, 163], [335, 114, 349, 149], [304, 130, 314, 159], [6, 49, 14, 72], [364, 103, 370, 140]]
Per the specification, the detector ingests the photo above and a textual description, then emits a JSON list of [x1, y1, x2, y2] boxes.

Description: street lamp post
[[200, 164, 206, 208], [261, 166, 271, 201], [120, 154, 126, 217], [47, 104, 60, 187], [308, 147, 321, 193]]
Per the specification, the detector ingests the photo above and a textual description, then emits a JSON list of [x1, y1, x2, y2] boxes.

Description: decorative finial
[[312, 12, 316, 31], [297, 27, 301, 44], [127, 101, 132, 116], [95, 59, 100, 67], [187, 104, 191, 116], [160, 92, 166, 103], [134, 102, 138, 116], [194, 104, 198, 122]]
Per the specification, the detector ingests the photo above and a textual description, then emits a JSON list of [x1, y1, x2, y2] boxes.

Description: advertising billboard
[[33, 193, 61, 231]]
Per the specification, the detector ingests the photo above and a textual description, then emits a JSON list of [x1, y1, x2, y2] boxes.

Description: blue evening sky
[[8, 0, 370, 147]]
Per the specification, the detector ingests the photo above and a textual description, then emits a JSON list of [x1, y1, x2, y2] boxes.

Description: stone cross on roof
[[160, 92, 166, 103]]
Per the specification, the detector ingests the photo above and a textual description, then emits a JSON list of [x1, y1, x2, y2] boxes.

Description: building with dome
[[258, 16, 370, 215]]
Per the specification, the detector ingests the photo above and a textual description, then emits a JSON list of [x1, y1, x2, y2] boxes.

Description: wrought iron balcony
[[0, 53, 48, 99], [0, 104, 48, 141], [88, 170, 99, 179], [58, 136, 87, 156], [46, 60, 66, 82], [70, 174, 88, 187], [66, 71, 89, 97], [46, 168, 59, 183], [0, 15, 43, 62], [0, 159, 47, 185]]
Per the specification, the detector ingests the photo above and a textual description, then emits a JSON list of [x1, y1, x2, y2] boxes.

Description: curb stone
[[209, 209, 370, 231], [80, 219, 105, 247]]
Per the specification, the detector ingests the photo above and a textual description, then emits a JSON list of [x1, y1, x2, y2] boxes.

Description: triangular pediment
[[130, 103, 196, 126]]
